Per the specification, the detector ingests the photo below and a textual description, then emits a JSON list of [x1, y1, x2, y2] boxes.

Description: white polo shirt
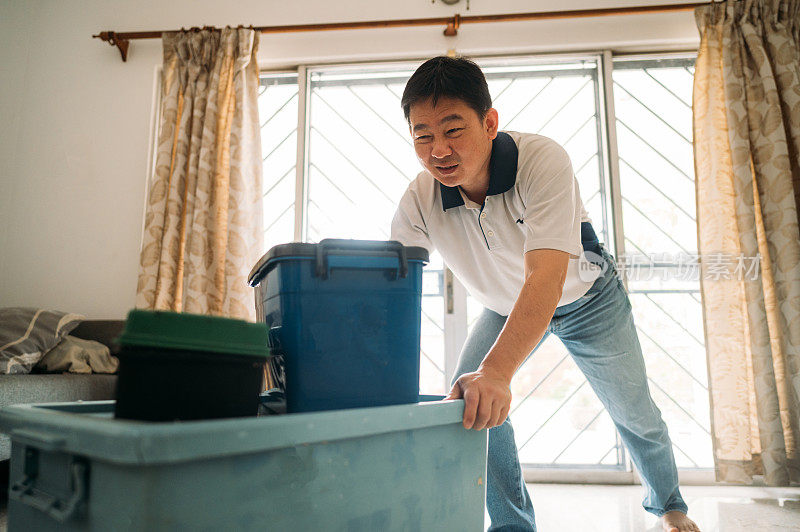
[[390, 131, 603, 316]]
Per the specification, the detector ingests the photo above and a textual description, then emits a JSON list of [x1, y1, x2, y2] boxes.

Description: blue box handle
[[315, 239, 409, 280]]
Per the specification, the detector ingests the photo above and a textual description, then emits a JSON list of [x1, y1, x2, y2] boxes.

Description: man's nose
[[430, 138, 452, 159]]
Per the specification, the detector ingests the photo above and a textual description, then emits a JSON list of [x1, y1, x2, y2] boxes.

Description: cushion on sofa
[[36, 335, 119, 374], [0, 308, 84, 374]]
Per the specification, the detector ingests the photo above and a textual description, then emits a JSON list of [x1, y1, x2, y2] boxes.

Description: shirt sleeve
[[390, 186, 434, 255], [519, 140, 583, 258]]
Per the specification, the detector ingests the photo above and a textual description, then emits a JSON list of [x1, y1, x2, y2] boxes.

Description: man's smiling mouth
[[435, 164, 459, 175]]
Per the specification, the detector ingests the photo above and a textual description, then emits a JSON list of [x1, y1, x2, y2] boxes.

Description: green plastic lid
[[118, 310, 269, 359]]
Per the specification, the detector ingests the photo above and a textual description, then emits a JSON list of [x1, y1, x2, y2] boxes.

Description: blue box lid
[[248, 238, 428, 287]]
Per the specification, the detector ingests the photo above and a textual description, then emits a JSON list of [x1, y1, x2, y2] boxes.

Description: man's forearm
[[479, 271, 564, 382]]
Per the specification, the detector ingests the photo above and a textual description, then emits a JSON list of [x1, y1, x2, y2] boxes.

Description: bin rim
[[0, 399, 465, 466], [247, 239, 429, 287]]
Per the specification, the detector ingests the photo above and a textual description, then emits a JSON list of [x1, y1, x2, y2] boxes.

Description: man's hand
[[445, 249, 568, 431], [445, 365, 512, 430]]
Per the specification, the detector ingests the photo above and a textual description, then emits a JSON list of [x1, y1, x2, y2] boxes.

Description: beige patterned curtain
[[693, 0, 800, 485], [136, 28, 263, 321]]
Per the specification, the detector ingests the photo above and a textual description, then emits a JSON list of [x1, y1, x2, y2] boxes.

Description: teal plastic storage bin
[[0, 399, 486, 531], [248, 239, 429, 413]]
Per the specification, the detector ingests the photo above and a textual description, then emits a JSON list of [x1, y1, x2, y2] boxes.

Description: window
[[612, 56, 711, 468], [257, 52, 711, 472], [260, 73, 299, 253]]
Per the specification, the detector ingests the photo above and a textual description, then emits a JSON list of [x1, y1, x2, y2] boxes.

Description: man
[[390, 56, 699, 532]]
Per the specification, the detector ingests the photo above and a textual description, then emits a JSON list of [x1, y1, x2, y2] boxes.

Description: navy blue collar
[[439, 131, 518, 211]]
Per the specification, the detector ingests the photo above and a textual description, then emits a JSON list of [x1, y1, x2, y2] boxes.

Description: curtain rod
[[93, 2, 711, 62]]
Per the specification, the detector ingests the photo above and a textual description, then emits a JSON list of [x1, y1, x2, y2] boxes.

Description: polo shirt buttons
[[487, 231, 494, 237], [480, 212, 487, 219]]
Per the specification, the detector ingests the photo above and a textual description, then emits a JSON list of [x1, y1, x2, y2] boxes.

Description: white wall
[[0, 0, 700, 318]]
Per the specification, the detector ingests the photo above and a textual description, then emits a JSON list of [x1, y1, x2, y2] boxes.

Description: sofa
[[0, 320, 123, 463]]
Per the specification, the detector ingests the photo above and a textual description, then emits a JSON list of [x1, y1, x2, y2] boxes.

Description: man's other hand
[[445, 367, 512, 430]]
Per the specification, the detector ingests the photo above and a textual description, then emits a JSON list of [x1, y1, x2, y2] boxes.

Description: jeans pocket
[[599, 243, 615, 265]]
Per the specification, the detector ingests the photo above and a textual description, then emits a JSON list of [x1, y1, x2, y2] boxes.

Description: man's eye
[[446, 128, 464, 135], [415, 135, 432, 141]]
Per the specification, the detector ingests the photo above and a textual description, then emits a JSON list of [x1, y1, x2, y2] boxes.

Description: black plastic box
[[114, 310, 270, 421]]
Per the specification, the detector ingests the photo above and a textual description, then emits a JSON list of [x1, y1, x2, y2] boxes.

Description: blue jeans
[[452, 245, 687, 531]]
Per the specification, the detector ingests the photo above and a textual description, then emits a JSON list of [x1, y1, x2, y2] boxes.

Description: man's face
[[408, 96, 498, 191]]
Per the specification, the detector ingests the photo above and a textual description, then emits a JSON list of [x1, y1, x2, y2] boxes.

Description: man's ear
[[485, 108, 499, 139]]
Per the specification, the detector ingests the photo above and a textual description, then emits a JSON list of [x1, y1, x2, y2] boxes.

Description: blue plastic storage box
[[248, 239, 429, 413], [0, 399, 487, 531]]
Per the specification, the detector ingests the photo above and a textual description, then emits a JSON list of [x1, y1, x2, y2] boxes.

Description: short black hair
[[401, 56, 492, 122]]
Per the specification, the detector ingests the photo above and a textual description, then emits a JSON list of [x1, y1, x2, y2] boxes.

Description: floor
[[1, 483, 799, 531], [527, 483, 800, 531]]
